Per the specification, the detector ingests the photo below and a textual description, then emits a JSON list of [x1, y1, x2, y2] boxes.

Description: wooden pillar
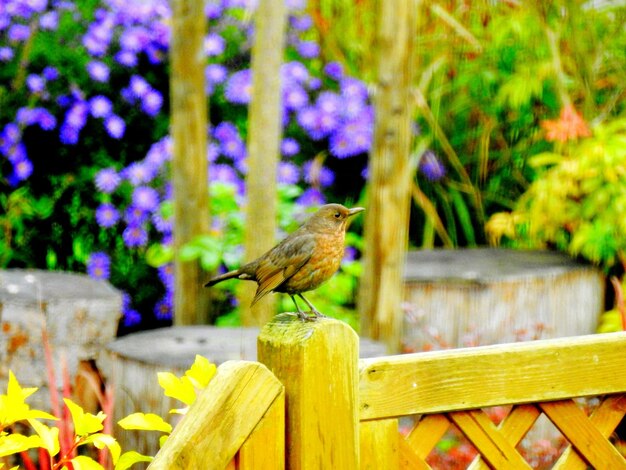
[[258, 315, 359, 469], [239, 0, 287, 326], [358, 0, 419, 351], [170, 0, 210, 325]]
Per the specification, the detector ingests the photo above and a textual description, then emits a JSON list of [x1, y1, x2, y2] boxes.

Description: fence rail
[[149, 317, 626, 469]]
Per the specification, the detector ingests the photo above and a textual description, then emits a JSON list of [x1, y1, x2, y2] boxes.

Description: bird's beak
[[348, 207, 365, 217]]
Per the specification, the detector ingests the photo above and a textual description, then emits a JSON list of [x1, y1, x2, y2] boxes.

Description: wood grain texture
[[406, 414, 450, 459], [149, 361, 283, 470], [360, 419, 399, 470], [358, 0, 419, 353], [239, 0, 287, 326], [237, 390, 285, 470], [258, 315, 359, 469], [170, 0, 210, 325], [359, 332, 626, 420]]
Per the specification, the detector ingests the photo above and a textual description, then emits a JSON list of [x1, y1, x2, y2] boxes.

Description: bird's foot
[[296, 310, 317, 322], [309, 309, 326, 318]]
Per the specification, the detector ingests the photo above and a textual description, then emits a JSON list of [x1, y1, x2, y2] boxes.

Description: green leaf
[[185, 356, 217, 389], [27, 419, 60, 457], [81, 433, 121, 464], [0, 434, 42, 458], [145, 243, 174, 267], [69, 455, 104, 470], [117, 413, 172, 434], [64, 398, 105, 436], [157, 373, 196, 405], [115, 451, 153, 470]]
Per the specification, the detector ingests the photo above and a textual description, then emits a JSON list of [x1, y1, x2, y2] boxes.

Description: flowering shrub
[[0, 0, 376, 328]]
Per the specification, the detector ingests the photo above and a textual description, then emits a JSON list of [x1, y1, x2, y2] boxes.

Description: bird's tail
[[203, 269, 242, 287]]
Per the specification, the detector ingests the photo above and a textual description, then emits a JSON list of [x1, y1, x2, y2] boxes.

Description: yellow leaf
[[0, 434, 42, 457], [115, 451, 153, 470], [81, 433, 121, 464], [159, 434, 168, 448], [157, 373, 195, 405], [117, 413, 172, 434], [28, 419, 60, 457], [185, 356, 217, 389], [63, 399, 105, 436], [69, 455, 104, 470]]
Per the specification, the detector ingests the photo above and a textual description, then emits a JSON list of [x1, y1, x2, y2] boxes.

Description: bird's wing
[[250, 233, 315, 306]]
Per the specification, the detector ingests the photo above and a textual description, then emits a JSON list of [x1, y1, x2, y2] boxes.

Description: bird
[[204, 203, 365, 321]]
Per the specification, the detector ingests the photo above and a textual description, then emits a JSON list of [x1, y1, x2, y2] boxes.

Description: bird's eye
[[334, 212, 341, 219]]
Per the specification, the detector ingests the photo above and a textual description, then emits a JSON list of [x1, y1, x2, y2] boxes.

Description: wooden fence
[[149, 315, 626, 469]]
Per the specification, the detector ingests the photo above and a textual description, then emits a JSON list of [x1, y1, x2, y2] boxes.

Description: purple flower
[[214, 122, 239, 142], [283, 83, 308, 111], [204, 33, 226, 56], [154, 294, 173, 320], [211, 164, 240, 186], [419, 150, 446, 181], [124, 205, 149, 225], [87, 61, 110, 82], [324, 62, 344, 81], [207, 142, 219, 162], [95, 203, 120, 228], [225, 69, 252, 104], [39, 11, 59, 30], [304, 161, 335, 187], [278, 162, 300, 185], [281, 138, 300, 157], [0, 47, 14, 61], [89, 95, 113, 118], [87, 252, 110, 280], [206, 64, 227, 84], [65, 101, 88, 129], [105, 115, 126, 139], [220, 136, 246, 160], [145, 137, 172, 167], [26, 74, 45, 94], [205, 3, 223, 19], [123, 225, 148, 247], [95, 168, 121, 193], [152, 210, 172, 234], [296, 40, 320, 59], [340, 77, 368, 102], [282, 62, 309, 84], [120, 26, 149, 53], [141, 90, 163, 116], [290, 14, 313, 31], [123, 308, 142, 327], [296, 107, 324, 140], [157, 263, 174, 290], [317, 91, 342, 115], [8, 24, 31, 42], [128, 75, 150, 99], [297, 188, 325, 206], [132, 186, 160, 212], [123, 162, 155, 185], [115, 50, 138, 67], [42, 66, 59, 80], [59, 123, 80, 144], [9, 158, 33, 184]]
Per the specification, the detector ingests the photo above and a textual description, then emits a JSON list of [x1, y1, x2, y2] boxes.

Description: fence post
[[258, 314, 359, 469]]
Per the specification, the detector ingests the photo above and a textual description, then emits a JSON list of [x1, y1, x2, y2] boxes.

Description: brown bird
[[204, 203, 365, 321]]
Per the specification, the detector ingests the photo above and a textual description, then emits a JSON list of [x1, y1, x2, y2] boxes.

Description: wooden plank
[[553, 394, 626, 469], [359, 332, 626, 420], [237, 390, 285, 470], [450, 410, 531, 469], [468, 404, 540, 470], [360, 419, 400, 469], [399, 438, 431, 470], [149, 361, 283, 470], [406, 414, 450, 459], [540, 400, 626, 469], [258, 316, 359, 470]]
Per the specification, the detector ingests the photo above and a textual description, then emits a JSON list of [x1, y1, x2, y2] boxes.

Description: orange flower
[[540, 104, 591, 142]]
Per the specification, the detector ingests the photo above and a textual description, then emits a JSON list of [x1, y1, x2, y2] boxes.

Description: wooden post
[[170, 0, 210, 325], [358, 0, 418, 352], [239, 0, 287, 326], [258, 315, 359, 469]]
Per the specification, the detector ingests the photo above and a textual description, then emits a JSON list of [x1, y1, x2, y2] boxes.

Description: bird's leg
[[298, 294, 326, 318], [290, 295, 315, 322]]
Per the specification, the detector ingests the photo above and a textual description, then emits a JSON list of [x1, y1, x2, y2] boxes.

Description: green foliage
[[487, 118, 626, 274], [0, 355, 217, 469]]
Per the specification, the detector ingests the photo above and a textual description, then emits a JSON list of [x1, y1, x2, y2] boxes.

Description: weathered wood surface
[[238, 0, 287, 327], [149, 361, 284, 470], [359, 331, 626, 420], [0, 269, 121, 409], [358, 0, 418, 354], [258, 315, 360, 469], [403, 248, 605, 350], [100, 323, 385, 457], [360, 418, 399, 470], [170, 0, 210, 325]]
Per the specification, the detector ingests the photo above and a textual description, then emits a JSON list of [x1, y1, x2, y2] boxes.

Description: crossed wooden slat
[[400, 394, 626, 469]]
